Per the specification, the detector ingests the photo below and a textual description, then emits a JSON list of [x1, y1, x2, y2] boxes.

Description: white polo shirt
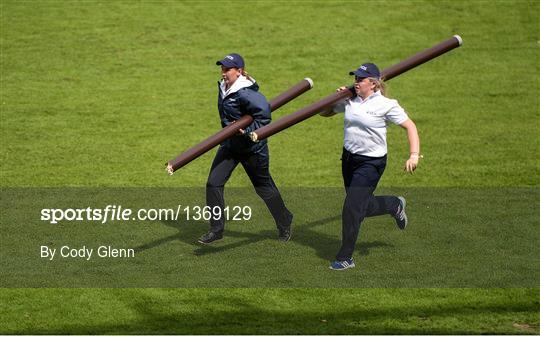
[[333, 91, 409, 157]]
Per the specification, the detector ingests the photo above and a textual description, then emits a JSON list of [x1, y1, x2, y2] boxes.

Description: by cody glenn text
[[40, 245, 134, 261]]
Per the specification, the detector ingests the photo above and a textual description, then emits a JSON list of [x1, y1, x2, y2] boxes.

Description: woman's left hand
[[404, 155, 419, 173], [399, 119, 421, 174]]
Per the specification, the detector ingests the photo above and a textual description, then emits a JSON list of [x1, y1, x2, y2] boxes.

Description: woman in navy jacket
[[198, 53, 293, 244]]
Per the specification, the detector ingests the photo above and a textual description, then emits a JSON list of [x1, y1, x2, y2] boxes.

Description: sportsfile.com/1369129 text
[[40, 205, 252, 224]]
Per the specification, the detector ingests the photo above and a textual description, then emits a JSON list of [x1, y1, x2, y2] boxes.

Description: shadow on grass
[[133, 218, 205, 253], [17, 290, 540, 335], [134, 214, 392, 260], [291, 215, 393, 260]]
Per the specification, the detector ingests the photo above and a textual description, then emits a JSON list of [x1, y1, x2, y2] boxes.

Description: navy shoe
[[198, 231, 223, 244], [278, 227, 291, 242], [393, 196, 408, 230], [278, 213, 293, 242], [329, 258, 355, 270]]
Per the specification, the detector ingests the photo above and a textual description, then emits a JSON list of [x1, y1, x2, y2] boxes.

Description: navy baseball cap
[[349, 63, 380, 79], [216, 53, 245, 68]]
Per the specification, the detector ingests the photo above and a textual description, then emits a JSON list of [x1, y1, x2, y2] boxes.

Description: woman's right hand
[[320, 87, 348, 117]]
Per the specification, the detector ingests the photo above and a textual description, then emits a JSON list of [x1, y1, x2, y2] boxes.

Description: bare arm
[[319, 87, 348, 117], [399, 118, 421, 173]]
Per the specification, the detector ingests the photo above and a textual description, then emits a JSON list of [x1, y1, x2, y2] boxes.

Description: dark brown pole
[[381, 35, 463, 81], [166, 115, 253, 175], [269, 78, 313, 111], [251, 35, 463, 142], [166, 78, 314, 174]]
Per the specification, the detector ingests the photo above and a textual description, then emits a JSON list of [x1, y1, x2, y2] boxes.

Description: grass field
[[1, 0, 539, 334]]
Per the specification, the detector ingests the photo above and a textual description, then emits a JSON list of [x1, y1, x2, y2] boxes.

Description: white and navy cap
[[216, 53, 245, 68], [349, 63, 380, 79]]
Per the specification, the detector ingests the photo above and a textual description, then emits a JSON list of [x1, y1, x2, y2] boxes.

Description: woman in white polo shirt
[[320, 62, 420, 270]]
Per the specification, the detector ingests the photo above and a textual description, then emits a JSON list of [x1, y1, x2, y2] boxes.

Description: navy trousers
[[336, 148, 400, 261], [206, 145, 292, 234]]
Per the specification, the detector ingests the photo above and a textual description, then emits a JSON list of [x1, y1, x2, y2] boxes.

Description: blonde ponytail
[[369, 77, 386, 96], [241, 69, 254, 82]]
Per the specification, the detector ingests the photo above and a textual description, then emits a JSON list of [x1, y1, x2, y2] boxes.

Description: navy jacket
[[217, 81, 270, 155]]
